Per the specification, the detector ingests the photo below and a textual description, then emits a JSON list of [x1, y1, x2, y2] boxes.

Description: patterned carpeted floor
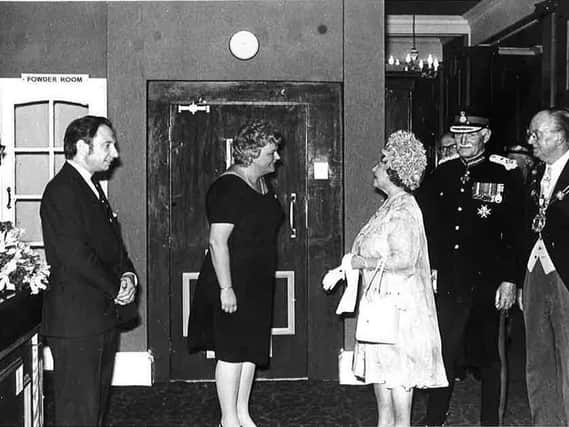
[[44, 311, 531, 426], [44, 374, 531, 426]]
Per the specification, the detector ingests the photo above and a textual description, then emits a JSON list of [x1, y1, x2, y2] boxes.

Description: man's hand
[[351, 254, 367, 270], [495, 281, 516, 310], [115, 272, 137, 305]]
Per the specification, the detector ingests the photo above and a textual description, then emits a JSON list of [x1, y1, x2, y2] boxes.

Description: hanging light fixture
[[386, 15, 440, 78]]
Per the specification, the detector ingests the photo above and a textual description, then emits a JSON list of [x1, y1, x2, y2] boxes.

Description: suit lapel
[[61, 162, 100, 204], [61, 162, 122, 237], [552, 160, 569, 198]]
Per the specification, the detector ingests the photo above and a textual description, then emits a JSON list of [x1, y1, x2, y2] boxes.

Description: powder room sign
[[20, 73, 89, 84]]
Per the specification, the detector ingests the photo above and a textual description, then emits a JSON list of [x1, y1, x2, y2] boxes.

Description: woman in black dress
[[188, 120, 283, 427]]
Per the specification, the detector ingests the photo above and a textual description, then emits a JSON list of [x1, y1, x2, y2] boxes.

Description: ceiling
[[386, 0, 483, 15]]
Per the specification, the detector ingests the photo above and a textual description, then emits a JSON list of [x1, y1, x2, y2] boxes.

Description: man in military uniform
[[417, 111, 525, 426]]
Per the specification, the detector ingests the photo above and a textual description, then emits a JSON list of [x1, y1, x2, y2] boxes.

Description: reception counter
[[0, 293, 42, 427]]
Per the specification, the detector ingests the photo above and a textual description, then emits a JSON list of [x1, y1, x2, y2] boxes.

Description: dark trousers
[[425, 295, 500, 425], [523, 262, 569, 426], [47, 329, 118, 426]]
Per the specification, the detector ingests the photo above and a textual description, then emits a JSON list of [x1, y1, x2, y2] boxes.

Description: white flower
[[0, 222, 50, 297]]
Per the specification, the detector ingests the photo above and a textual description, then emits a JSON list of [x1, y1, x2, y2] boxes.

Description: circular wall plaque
[[229, 30, 259, 60]]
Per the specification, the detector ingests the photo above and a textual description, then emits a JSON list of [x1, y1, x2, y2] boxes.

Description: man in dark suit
[[417, 111, 525, 426], [521, 108, 569, 425], [40, 115, 138, 426]]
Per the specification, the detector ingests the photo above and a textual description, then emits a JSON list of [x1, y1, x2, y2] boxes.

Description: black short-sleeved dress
[[187, 174, 283, 366]]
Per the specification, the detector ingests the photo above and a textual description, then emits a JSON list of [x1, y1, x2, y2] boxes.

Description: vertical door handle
[[225, 138, 233, 169], [289, 193, 297, 239], [6, 187, 11, 209]]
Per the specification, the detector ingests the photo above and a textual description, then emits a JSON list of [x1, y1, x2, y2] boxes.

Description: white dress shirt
[[542, 149, 569, 200], [528, 149, 569, 274], [67, 160, 99, 198]]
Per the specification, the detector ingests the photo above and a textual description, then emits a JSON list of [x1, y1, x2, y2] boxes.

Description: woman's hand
[[351, 254, 368, 270], [220, 287, 237, 313]]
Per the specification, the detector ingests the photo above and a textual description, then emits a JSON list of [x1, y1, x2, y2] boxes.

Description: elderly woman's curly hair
[[384, 130, 427, 192], [233, 120, 282, 166]]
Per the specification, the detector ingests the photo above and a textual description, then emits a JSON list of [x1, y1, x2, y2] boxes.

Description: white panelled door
[[0, 76, 107, 255]]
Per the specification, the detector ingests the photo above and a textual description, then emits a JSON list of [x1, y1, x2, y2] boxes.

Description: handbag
[[337, 349, 365, 385], [355, 257, 399, 344]]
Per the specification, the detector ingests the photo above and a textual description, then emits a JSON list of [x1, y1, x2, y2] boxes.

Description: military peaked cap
[[450, 111, 490, 134]]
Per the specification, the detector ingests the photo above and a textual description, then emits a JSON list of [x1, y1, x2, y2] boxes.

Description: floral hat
[[383, 130, 427, 191]]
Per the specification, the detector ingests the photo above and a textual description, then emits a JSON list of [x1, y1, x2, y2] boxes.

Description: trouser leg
[[47, 330, 117, 427], [524, 265, 565, 426], [550, 273, 569, 426], [97, 329, 118, 427], [469, 301, 500, 425]]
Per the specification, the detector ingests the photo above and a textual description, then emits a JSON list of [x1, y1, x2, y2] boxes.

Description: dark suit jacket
[[40, 162, 136, 337], [523, 160, 569, 289], [417, 154, 525, 300]]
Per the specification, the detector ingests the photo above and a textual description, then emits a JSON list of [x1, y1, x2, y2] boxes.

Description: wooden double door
[[148, 82, 343, 381]]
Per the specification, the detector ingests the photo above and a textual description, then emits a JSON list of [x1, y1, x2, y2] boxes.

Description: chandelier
[[386, 15, 440, 78]]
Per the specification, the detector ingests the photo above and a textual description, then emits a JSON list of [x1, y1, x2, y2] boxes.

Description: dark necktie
[[91, 177, 115, 222]]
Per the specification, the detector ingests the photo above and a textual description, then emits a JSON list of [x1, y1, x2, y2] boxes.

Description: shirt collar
[[67, 160, 99, 197], [549, 149, 569, 178], [460, 150, 486, 168]]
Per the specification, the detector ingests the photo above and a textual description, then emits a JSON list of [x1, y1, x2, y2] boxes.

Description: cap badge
[[459, 111, 468, 124]]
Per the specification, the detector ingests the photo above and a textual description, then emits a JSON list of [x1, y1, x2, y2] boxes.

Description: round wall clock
[[229, 30, 259, 60]]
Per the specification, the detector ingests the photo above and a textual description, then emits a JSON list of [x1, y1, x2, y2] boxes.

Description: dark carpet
[[43, 311, 531, 426], [44, 374, 531, 426]]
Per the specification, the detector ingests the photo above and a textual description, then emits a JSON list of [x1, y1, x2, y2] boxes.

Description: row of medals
[[462, 166, 547, 233], [461, 164, 550, 233]]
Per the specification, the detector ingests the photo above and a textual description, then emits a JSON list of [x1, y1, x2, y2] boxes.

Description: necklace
[[531, 184, 569, 233], [531, 196, 548, 233]]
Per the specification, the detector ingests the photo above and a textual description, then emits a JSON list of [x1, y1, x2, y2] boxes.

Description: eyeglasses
[[526, 128, 557, 140]]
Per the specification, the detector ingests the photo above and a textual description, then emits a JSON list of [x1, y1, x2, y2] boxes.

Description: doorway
[[148, 82, 343, 381]]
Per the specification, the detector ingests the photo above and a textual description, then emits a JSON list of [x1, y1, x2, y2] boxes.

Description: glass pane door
[[0, 77, 107, 259], [13, 101, 88, 250]]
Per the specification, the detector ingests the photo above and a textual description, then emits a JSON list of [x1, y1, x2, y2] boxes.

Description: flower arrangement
[[0, 221, 49, 296]]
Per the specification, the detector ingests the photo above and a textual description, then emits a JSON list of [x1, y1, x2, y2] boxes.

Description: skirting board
[[43, 347, 153, 386]]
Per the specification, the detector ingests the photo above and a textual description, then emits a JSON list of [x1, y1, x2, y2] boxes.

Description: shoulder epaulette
[[489, 154, 518, 171]]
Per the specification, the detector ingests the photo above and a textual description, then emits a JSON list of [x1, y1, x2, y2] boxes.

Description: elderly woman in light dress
[[326, 130, 447, 427]]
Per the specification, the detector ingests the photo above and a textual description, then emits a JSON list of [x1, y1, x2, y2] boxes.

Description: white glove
[[322, 253, 355, 291], [322, 265, 346, 291]]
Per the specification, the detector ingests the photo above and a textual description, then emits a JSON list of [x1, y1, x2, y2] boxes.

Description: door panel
[[148, 82, 343, 381], [169, 102, 308, 379], [0, 78, 106, 254]]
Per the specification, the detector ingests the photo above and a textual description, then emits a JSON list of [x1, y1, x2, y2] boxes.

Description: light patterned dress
[[352, 191, 448, 389]]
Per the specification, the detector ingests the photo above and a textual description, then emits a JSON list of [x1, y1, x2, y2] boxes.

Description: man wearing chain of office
[[520, 108, 569, 426], [417, 110, 524, 426]]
